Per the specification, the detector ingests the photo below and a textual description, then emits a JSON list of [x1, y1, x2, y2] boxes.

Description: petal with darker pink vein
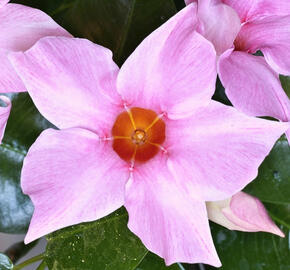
[[9, 37, 122, 135], [166, 101, 289, 201], [218, 50, 290, 123], [223, 0, 290, 22], [125, 157, 221, 267], [207, 192, 284, 237], [0, 95, 11, 143], [236, 15, 290, 75], [117, 4, 217, 119], [22, 128, 129, 244]]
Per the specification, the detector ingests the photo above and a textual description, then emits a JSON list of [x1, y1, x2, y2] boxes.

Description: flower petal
[[0, 3, 71, 93], [236, 15, 290, 75], [9, 37, 122, 135], [207, 192, 284, 237], [223, 0, 290, 22], [0, 0, 9, 8], [125, 157, 221, 267], [22, 128, 129, 244], [218, 51, 290, 124], [166, 100, 289, 201], [196, 0, 241, 55], [0, 95, 11, 143], [117, 4, 217, 119], [0, 49, 26, 93], [0, 3, 71, 52]]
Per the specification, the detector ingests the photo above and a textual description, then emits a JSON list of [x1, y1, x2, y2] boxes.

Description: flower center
[[112, 107, 166, 163], [131, 129, 147, 145]]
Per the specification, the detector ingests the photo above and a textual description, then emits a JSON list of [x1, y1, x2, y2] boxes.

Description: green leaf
[[244, 136, 290, 204], [0, 93, 53, 233], [206, 223, 290, 270], [136, 252, 182, 270], [280, 75, 290, 98], [45, 208, 148, 270], [0, 253, 13, 270], [14, 0, 177, 66], [265, 203, 290, 230], [45, 208, 183, 269]]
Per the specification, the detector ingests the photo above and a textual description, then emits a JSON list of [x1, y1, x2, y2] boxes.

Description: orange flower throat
[[112, 107, 166, 163]]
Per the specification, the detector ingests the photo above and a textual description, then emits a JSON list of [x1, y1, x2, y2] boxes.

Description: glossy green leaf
[[206, 223, 289, 270], [45, 208, 148, 270], [244, 136, 290, 204], [265, 203, 290, 230], [0, 93, 53, 233], [14, 0, 177, 66], [45, 208, 185, 269], [0, 253, 13, 270], [136, 252, 183, 270]]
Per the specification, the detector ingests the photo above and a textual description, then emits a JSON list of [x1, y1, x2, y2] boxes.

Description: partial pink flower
[[207, 191, 284, 237], [0, 95, 11, 143], [9, 5, 289, 266], [0, 1, 71, 144], [186, 0, 290, 142], [0, 1, 71, 93]]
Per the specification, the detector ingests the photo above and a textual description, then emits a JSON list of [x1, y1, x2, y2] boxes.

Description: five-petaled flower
[[185, 0, 290, 142], [0, 0, 71, 143], [9, 5, 289, 266]]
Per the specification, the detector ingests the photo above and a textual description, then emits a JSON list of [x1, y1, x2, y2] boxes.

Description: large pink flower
[[185, 0, 290, 141], [9, 5, 288, 266], [0, 0, 71, 143]]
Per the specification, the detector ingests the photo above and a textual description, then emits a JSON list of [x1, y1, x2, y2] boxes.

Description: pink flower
[[9, 5, 289, 266], [0, 0, 71, 142], [207, 191, 284, 237], [185, 0, 290, 141]]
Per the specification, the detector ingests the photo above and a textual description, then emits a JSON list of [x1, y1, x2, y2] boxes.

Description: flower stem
[[13, 253, 45, 270]]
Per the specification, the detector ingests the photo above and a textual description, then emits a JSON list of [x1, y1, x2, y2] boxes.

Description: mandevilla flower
[[0, 0, 71, 143], [207, 191, 284, 237], [9, 6, 289, 266], [185, 0, 290, 141]]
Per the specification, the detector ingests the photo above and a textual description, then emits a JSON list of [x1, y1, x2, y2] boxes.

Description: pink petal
[[236, 15, 290, 75], [184, 0, 195, 4], [223, 0, 290, 22], [166, 100, 289, 201], [22, 128, 129, 243], [0, 49, 26, 93], [0, 3, 71, 93], [195, 0, 241, 55], [125, 157, 221, 267], [218, 50, 290, 124], [207, 192, 284, 237], [0, 0, 9, 8], [117, 4, 217, 119], [0, 3, 71, 52], [9, 37, 123, 135], [0, 95, 11, 143]]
